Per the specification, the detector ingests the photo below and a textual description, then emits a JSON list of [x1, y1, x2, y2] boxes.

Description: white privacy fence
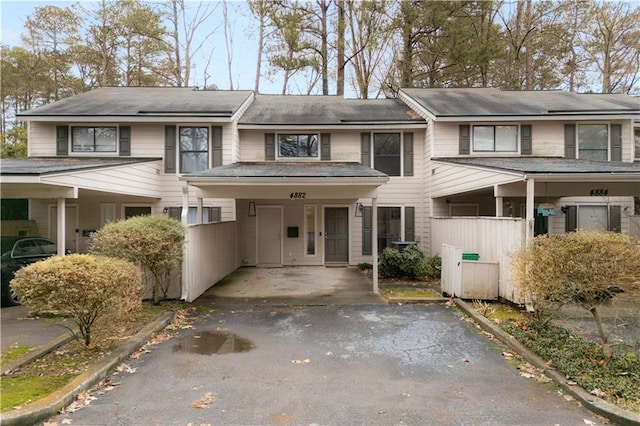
[[431, 217, 527, 304], [182, 221, 239, 302]]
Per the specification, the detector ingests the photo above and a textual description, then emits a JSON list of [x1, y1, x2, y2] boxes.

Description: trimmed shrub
[[379, 245, 431, 280], [512, 231, 640, 358], [90, 215, 186, 304], [425, 255, 442, 278], [11, 254, 141, 347]]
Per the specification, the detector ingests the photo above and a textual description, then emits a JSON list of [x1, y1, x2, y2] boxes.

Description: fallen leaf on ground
[[116, 363, 137, 374], [61, 419, 73, 424], [191, 392, 216, 408], [291, 359, 311, 364]]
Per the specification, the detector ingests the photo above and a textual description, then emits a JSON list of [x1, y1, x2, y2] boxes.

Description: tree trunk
[[336, 0, 345, 96], [589, 306, 611, 359]]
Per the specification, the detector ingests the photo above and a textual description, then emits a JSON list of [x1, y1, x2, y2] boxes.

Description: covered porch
[[180, 162, 389, 294]]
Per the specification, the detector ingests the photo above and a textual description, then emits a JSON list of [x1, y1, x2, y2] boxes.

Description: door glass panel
[[305, 205, 316, 255]]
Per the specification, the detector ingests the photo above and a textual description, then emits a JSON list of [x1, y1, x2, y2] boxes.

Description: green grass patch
[[1, 374, 75, 411], [380, 287, 441, 298], [0, 346, 32, 366]]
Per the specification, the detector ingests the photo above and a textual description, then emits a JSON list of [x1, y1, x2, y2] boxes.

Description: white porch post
[[196, 197, 203, 224], [525, 178, 535, 242], [496, 196, 503, 217], [56, 198, 66, 255], [181, 184, 189, 225], [372, 196, 379, 294]]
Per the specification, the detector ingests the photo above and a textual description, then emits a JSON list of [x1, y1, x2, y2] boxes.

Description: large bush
[[512, 231, 640, 358], [379, 246, 431, 279], [11, 254, 141, 347], [90, 215, 186, 304]]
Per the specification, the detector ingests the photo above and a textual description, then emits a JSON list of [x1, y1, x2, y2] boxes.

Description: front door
[[324, 207, 349, 263], [257, 206, 282, 267]]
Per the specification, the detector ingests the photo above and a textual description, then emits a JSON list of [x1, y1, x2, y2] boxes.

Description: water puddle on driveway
[[172, 331, 254, 355]]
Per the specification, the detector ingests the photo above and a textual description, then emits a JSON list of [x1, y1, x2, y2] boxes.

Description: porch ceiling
[[181, 162, 389, 199]]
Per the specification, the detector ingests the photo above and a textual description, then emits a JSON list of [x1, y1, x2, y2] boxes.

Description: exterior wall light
[[248, 201, 256, 217]]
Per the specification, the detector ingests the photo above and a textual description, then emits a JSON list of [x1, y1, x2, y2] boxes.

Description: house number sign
[[589, 189, 609, 196], [290, 192, 307, 199]]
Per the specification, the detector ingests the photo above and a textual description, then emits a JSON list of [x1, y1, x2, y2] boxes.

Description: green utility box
[[462, 252, 480, 261]]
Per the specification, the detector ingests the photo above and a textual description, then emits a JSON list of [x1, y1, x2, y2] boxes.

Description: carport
[[180, 161, 389, 293]]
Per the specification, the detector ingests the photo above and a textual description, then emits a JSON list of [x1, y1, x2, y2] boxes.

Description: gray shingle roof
[[1, 157, 161, 175], [239, 95, 423, 125], [401, 88, 640, 117], [434, 157, 640, 174], [183, 162, 388, 178], [18, 88, 254, 117]]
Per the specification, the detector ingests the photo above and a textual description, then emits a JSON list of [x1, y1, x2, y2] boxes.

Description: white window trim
[[575, 122, 611, 161], [276, 133, 320, 161], [178, 125, 211, 173], [470, 123, 520, 155], [68, 123, 120, 156], [369, 132, 406, 177], [304, 204, 317, 257], [100, 203, 117, 226], [121, 204, 153, 219]]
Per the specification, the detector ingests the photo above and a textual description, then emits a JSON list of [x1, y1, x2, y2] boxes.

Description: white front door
[[257, 206, 282, 267], [49, 205, 78, 253]]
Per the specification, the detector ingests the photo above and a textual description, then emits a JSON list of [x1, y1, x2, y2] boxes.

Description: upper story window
[[179, 127, 209, 173], [373, 133, 401, 176], [278, 134, 318, 158], [71, 127, 117, 152], [578, 124, 608, 161], [473, 125, 518, 152]]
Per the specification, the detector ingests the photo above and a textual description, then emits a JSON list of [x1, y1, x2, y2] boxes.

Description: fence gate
[[441, 244, 462, 297]]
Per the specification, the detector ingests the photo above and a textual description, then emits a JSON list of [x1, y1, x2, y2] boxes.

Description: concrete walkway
[[197, 266, 386, 306]]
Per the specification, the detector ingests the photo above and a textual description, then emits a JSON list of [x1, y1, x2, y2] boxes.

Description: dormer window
[[278, 134, 318, 158], [71, 127, 117, 152], [473, 125, 518, 152]]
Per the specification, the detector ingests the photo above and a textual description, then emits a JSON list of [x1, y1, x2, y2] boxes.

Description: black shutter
[[265, 133, 275, 160], [119, 126, 131, 157], [212, 126, 223, 167], [565, 206, 577, 232], [320, 133, 331, 160], [361, 133, 371, 167], [56, 125, 68, 156], [609, 206, 621, 233], [403, 132, 414, 176], [520, 125, 532, 155], [404, 206, 415, 241], [564, 124, 576, 159], [362, 206, 372, 255], [611, 124, 622, 161], [459, 125, 470, 155], [164, 126, 176, 173]]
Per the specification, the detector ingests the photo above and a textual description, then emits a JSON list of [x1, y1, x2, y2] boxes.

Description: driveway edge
[[2, 333, 75, 376], [0, 311, 175, 426], [454, 298, 640, 426]]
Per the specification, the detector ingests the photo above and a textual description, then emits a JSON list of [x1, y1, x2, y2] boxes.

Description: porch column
[[196, 197, 203, 224], [372, 197, 379, 294], [56, 198, 66, 255], [525, 178, 535, 242], [181, 184, 189, 225], [495, 197, 503, 217]]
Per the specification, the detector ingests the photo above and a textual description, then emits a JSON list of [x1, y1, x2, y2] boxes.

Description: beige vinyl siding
[[28, 123, 57, 156], [431, 162, 521, 198], [156, 174, 235, 221], [433, 122, 461, 157], [42, 162, 163, 198]]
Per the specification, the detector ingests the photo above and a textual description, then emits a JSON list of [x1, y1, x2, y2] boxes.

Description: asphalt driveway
[[48, 304, 603, 425]]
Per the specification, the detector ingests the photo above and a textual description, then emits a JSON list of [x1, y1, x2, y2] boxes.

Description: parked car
[[1, 237, 59, 306]]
